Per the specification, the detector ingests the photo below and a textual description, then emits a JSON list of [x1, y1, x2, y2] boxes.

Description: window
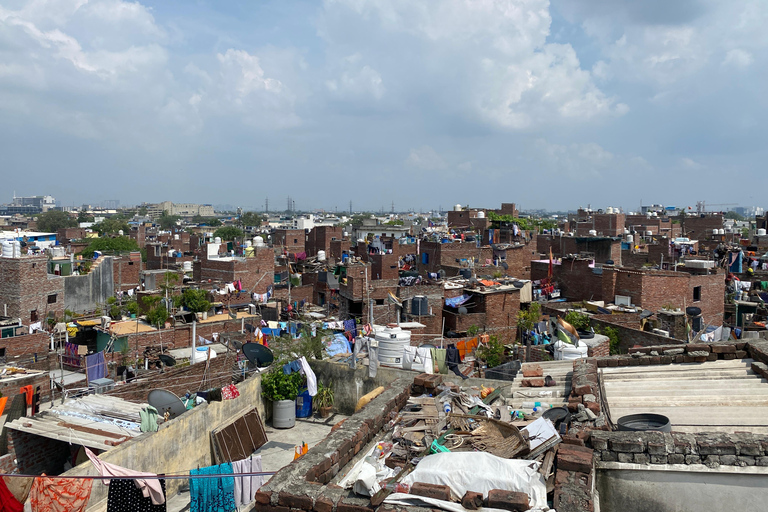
[[30, 310, 38, 322], [47, 294, 57, 304], [294, 239, 298, 244], [375, 298, 385, 306], [693, 286, 701, 302]]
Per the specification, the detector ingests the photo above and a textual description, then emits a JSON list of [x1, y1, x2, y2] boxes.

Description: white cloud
[[326, 54, 385, 100], [532, 139, 647, 180], [406, 145, 447, 171], [722, 48, 753, 67], [320, 0, 625, 129], [680, 157, 704, 169]]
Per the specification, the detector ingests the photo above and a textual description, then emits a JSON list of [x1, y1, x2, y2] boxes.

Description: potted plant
[[314, 381, 334, 418], [261, 369, 303, 429]]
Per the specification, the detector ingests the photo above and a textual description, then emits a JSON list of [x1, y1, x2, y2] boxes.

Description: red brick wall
[[196, 247, 274, 293], [536, 235, 622, 266], [7, 430, 72, 475], [306, 226, 344, 258], [112, 253, 142, 290], [273, 229, 306, 253], [531, 259, 604, 302], [0, 331, 50, 360], [0, 255, 65, 322]]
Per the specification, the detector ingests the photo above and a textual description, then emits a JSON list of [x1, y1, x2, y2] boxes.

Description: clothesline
[[0, 471, 276, 480]]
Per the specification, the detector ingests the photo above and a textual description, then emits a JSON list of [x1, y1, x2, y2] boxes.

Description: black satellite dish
[[147, 389, 187, 419], [242, 343, 274, 368], [158, 354, 176, 367]]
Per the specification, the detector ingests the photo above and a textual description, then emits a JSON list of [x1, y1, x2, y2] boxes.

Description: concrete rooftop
[[602, 358, 768, 434]]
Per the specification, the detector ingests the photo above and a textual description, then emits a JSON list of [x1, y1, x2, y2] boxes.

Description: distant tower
[[391, 201, 395, 214], [349, 201, 353, 215], [265, 197, 269, 213]]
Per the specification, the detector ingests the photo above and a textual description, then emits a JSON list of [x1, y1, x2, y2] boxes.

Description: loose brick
[[314, 496, 334, 512], [410, 482, 451, 501], [557, 445, 594, 473], [486, 489, 529, 512], [711, 344, 736, 354], [254, 491, 272, 505], [461, 491, 484, 510], [522, 363, 543, 377], [279, 492, 313, 510], [522, 378, 545, 387]]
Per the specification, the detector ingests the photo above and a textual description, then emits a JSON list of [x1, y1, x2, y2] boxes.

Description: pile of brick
[[520, 363, 545, 387], [567, 359, 600, 415], [411, 373, 443, 395]]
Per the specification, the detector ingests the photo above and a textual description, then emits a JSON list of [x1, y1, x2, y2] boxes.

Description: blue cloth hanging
[[190, 463, 236, 512]]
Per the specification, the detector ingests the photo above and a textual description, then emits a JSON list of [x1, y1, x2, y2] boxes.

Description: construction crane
[[695, 201, 737, 214]]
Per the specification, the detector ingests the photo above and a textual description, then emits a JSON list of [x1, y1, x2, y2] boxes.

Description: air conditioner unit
[[89, 378, 115, 394], [652, 328, 670, 337]]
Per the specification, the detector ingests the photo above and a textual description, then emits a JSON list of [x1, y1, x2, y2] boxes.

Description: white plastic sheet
[[398, 452, 548, 509]]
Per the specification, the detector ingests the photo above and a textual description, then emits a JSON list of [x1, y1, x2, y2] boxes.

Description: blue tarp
[[326, 333, 352, 356], [445, 294, 470, 308]]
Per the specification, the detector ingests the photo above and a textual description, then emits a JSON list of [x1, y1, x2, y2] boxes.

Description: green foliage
[[125, 300, 138, 315], [109, 305, 122, 319], [142, 296, 168, 328], [79, 236, 139, 258], [192, 215, 221, 226], [724, 211, 745, 221], [596, 325, 621, 355], [486, 212, 557, 232], [240, 211, 263, 227], [261, 369, 303, 402], [138, 206, 148, 216], [466, 324, 480, 337], [180, 289, 211, 313], [313, 381, 334, 410], [349, 213, 374, 226], [384, 219, 404, 225], [213, 226, 244, 240], [158, 211, 180, 230], [477, 334, 505, 368], [92, 216, 130, 235], [36, 210, 76, 232], [268, 327, 328, 365], [564, 311, 591, 331], [77, 211, 94, 223], [517, 302, 541, 333]]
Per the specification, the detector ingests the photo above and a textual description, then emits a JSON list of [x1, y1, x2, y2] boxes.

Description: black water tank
[[411, 295, 429, 315], [686, 306, 701, 316], [459, 268, 472, 279]]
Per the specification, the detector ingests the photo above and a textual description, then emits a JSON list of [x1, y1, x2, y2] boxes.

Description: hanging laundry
[[232, 455, 263, 507], [29, 476, 92, 512], [297, 356, 317, 397], [85, 352, 107, 382], [221, 384, 240, 400], [189, 463, 236, 512], [2, 475, 33, 507], [19, 385, 34, 407], [343, 319, 357, 339], [85, 447, 165, 504], [140, 405, 159, 433], [107, 478, 166, 512], [0, 476, 23, 512]]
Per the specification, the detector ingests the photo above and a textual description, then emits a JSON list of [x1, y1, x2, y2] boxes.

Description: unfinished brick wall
[[196, 247, 274, 293], [119, 318, 246, 355], [589, 314, 686, 351], [306, 226, 344, 258], [273, 229, 306, 253], [7, 430, 72, 475], [531, 259, 603, 303], [0, 331, 51, 360], [0, 255, 65, 323], [112, 253, 142, 291], [536, 235, 621, 266]]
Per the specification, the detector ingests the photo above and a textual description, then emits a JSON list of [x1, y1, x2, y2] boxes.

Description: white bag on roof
[[399, 452, 547, 509]]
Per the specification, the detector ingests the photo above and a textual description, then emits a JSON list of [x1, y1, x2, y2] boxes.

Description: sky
[[1, 0, 766, 213]]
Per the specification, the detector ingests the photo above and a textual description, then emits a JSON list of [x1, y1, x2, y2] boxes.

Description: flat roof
[[4, 394, 147, 450], [602, 359, 768, 434]]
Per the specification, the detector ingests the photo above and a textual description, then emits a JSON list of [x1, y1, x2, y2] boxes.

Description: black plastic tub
[[617, 413, 672, 432]]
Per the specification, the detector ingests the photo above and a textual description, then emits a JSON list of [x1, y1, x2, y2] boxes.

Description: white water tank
[[167, 249, 175, 257], [626, 234, 634, 243], [758, 229, 767, 236], [243, 240, 252, 248], [174, 234, 180, 240], [477, 211, 485, 218], [454, 204, 462, 211], [214, 237, 222, 244], [317, 250, 326, 262], [182, 261, 193, 272], [588, 230, 597, 236], [375, 326, 412, 368], [646, 231, 653, 237], [118, 230, 124, 236], [254, 237, 265, 246], [607, 207, 614, 214]]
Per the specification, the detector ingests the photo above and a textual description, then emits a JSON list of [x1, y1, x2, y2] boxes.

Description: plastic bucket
[[273, 399, 296, 428], [296, 388, 312, 418]]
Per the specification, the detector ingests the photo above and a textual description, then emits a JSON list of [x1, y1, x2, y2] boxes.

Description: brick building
[[272, 229, 306, 254], [571, 209, 626, 237], [531, 258, 603, 303], [446, 208, 490, 230], [112, 252, 143, 291], [537, 234, 622, 266], [305, 226, 344, 258], [625, 214, 680, 238], [677, 213, 723, 239], [193, 244, 274, 294], [442, 285, 523, 342], [0, 254, 64, 324], [418, 241, 492, 276]]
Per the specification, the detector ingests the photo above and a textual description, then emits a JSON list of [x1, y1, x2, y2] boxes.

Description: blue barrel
[[296, 388, 312, 418]]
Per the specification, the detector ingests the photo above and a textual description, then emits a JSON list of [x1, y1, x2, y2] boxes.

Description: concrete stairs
[[503, 360, 574, 411], [602, 358, 768, 434]]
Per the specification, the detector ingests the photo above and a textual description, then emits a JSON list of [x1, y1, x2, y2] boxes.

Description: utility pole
[[265, 197, 269, 214], [349, 201, 353, 215]]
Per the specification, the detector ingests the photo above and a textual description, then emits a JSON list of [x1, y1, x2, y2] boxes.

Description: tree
[[180, 289, 211, 313], [77, 211, 94, 223], [725, 211, 745, 221], [93, 216, 130, 235], [192, 215, 221, 226], [213, 226, 244, 240], [79, 236, 139, 258], [142, 296, 168, 328], [240, 211, 263, 227], [138, 206, 148, 216], [36, 210, 76, 232], [158, 211, 180, 230]]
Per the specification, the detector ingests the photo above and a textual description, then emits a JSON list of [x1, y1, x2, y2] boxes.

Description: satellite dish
[[513, 280, 525, 288], [438, 269, 446, 279], [158, 354, 176, 367], [242, 343, 274, 368], [501, 261, 509, 270], [458, 306, 468, 315], [147, 389, 187, 419], [639, 309, 654, 319]]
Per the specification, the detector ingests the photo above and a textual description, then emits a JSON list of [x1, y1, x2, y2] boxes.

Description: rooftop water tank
[[588, 230, 597, 236], [243, 240, 252, 248], [411, 296, 429, 316], [759, 229, 767, 236], [317, 250, 326, 262], [477, 211, 485, 218], [454, 204, 462, 211], [174, 234, 180, 240], [254, 237, 265, 246], [214, 237, 222, 244], [182, 261, 193, 271], [646, 231, 653, 237], [376, 325, 412, 369], [118, 230, 124, 236], [626, 234, 634, 243]]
